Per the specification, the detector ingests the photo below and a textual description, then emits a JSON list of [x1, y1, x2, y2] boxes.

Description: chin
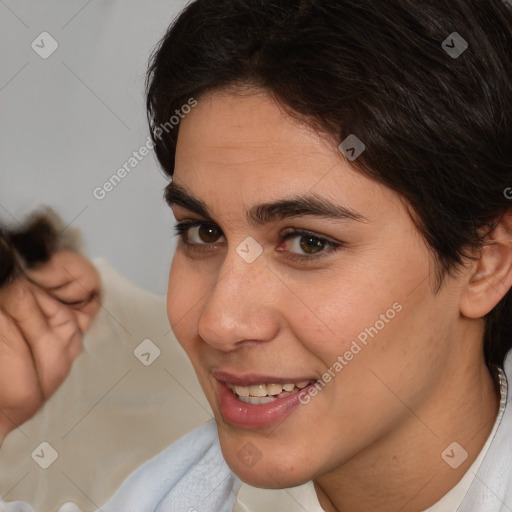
[[219, 436, 315, 490], [231, 461, 310, 490]]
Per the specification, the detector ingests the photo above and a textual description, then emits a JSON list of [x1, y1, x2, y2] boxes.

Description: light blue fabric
[[0, 420, 241, 512], [95, 420, 241, 512]]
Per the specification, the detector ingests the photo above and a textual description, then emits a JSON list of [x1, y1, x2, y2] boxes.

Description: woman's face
[[167, 88, 468, 488]]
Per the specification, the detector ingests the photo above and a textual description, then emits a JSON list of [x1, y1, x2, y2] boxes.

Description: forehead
[[178, 90, 342, 188], [176, 88, 334, 177], [173, 88, 403, 222]]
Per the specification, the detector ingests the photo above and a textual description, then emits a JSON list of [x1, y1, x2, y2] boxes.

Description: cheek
[[166, 254, 206, 349], [284, 263, 439, 402], [284, 273, 399, 363]]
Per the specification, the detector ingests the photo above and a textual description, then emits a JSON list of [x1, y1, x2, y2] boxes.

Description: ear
[[460, 210, 512, 319]]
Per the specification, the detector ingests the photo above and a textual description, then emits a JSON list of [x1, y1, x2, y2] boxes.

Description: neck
[[314, 331, 501, 512]]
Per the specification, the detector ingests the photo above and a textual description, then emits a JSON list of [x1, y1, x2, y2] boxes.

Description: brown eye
[[179, 223, 225, 245], [279, 229, 343, 261], [299, 235, 326, 254], [197, 224, 222, 243]]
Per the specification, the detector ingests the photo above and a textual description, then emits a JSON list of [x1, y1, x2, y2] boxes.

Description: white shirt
[[426, 367, 507, 512]]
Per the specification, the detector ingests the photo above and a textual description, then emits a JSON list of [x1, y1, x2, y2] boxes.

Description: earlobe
[[460, 212, 512, 319]]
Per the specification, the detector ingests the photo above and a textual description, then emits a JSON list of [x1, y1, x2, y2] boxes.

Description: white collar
[[425, 367, 507, 511]]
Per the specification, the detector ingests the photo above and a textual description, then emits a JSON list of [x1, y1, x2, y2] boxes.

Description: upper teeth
[[228, 381, 312, 397]]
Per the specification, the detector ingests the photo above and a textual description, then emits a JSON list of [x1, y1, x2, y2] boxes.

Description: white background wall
[[0, 0, 189, 295]]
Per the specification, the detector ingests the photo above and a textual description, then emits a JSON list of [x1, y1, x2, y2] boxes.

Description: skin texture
[[25, 250, 101, 334], [0, 250, 100, 442], [167, 88, 512, 511]]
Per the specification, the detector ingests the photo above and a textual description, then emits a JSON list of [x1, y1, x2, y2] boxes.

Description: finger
[[72, 299, 100, 333], [29, 287, 83, 397], [0, 280, 83, 400], [0, 303, 29, 353], [31, 286, 83, 351], [0, 307, 43, 412], [24, 251, 101, 336], [25, 251, 100, 308], [0, 280, 52, 343]]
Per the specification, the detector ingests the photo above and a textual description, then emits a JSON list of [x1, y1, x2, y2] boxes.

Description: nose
[[197, 249, 280, 351]]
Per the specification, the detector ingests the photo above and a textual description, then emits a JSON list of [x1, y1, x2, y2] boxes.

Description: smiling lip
[[213, 370, 318, 429], [212, 370, 316, 387]]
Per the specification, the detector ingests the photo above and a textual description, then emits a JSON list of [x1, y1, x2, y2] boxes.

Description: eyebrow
[[165, 181, 368, 225]]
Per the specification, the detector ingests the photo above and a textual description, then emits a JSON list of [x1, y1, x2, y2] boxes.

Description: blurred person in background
[[0, 208, 209, 512]]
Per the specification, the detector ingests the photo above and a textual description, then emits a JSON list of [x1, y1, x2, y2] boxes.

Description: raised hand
[[0, 277, 83, 442]]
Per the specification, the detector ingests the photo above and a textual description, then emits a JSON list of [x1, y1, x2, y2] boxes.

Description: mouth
[[214, 371, 318, 429], [226, 380, 315, 405]]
